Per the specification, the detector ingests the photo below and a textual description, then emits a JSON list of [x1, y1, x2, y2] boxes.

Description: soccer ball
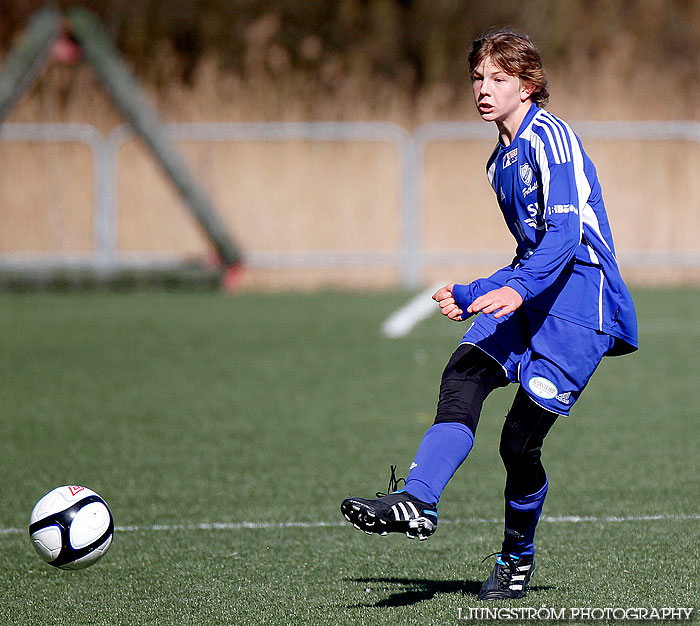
[[29, 485, 114, 570]]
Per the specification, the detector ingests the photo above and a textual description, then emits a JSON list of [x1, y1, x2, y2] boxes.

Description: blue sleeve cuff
[[452, 283, 472, 311], [505, 279, 529, 301]]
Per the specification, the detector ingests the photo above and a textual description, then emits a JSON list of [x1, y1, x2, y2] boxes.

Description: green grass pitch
[[0, 289, 697, 625]]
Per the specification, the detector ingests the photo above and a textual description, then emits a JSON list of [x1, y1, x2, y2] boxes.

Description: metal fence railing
[[0, 123, 108, 268], [413, 120, 700, 283], [105, 121, 417, 285], [2, 120, 700, 288]]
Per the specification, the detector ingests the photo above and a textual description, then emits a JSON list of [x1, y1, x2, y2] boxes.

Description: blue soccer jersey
[[453, 103, 638, 356]]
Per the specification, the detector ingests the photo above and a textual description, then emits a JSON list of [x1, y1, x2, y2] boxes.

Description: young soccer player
[[341, 28, 638, 600]]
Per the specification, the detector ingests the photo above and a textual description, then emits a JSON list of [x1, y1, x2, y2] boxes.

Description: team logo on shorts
[[528, 376, 558, 400]]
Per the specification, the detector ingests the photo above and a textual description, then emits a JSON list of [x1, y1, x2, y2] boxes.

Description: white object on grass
[[382, 281, 446, 338]]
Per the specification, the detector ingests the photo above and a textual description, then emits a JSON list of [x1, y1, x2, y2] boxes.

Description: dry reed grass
[[0, 141, 93, 254], [2, 52, 700, 288]]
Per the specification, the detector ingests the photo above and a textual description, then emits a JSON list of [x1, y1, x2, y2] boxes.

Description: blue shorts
[[461, 307, 614, 416]]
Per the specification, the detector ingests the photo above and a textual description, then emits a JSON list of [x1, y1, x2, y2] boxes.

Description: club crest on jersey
[[503, 148, 518, 168], [520, 161, 538, 197], [519, 163, 533, 185]]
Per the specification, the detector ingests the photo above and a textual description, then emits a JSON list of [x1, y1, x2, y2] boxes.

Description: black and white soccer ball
[[29, 485, 114, 570]]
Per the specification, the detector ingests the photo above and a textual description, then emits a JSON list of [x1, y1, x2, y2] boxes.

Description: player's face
[[471, 58, 530, 127]]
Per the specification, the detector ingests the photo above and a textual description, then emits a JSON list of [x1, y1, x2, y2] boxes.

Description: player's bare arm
[[467, 286, 523, 319], [432, 283, 464, 321]]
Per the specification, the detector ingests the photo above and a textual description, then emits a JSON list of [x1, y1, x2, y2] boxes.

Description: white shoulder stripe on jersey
[[534, 113, 573, 165], [526, 112, 605, 317], [557, 117, 610, 331], [536, 115, 568, 163], [525, 130, 551, 213], [558, 118, 614, 256], [532, 119, 562, 164], [541, 111, 572, 162]]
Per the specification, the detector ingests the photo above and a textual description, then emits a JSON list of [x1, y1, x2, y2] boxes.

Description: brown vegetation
[[3, 0, 700, 125], [1, 1, 700, 288]]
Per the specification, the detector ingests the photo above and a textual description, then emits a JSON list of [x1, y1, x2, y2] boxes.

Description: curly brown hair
[[469, 28, 549, 107]]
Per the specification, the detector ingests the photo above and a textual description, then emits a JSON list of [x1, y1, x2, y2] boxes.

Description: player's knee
[[499, 409, 547, 469], [434, 346, 506, 434], [499, 431, 546, 493], [500, 388, 557, 470], [499, 413, 550, 493], [499, 428, 535, 470]]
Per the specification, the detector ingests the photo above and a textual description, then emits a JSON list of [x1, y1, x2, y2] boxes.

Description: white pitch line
[[446, 513, 700, 525], [382, 281, 446, 338], [5, 513, 698, 536], [381, 284, 696, 339], [115, 521, 345, 532]]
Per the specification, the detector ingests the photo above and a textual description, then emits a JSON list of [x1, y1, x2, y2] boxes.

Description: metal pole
[[67, 7, 243, 269], [0, 7, 62, 123]]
